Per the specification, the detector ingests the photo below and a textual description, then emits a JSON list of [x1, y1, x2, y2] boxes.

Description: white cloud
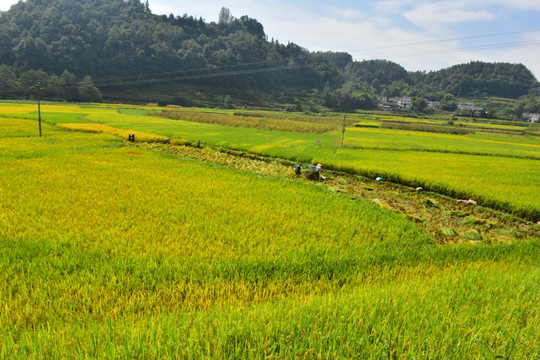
[[404, 1, 496, 32], [322, 6, 365, 22], [487, 0, 540, 11], [0, 0, 17, 11]]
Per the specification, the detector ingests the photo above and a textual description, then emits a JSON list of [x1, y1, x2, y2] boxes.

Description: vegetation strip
[[343, 144, 540, 160], [153, 109, 356, 134]]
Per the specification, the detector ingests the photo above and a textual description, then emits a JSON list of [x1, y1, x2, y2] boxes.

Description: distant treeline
[[0, 65, 101, 102], [0, 0, 538, 106]]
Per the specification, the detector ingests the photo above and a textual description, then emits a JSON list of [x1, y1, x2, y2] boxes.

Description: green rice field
[[0, 102, 538, 358], [4, 102, 537, 218]]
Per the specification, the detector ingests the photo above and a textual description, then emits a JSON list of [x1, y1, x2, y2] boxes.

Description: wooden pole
[[30, 82, 46, 137], [341, 114, 346, 148]]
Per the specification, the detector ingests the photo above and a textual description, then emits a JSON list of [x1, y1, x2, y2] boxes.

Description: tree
[[78, 75, 102, 102], [441, 93, 457, 111], [0, 65, 19, 99], [19, 69, 49, 92], [412, 96, 427, 112], [219, 7, 233, 25], [60, 70, 79, 102], [46, 74, 64, 100]]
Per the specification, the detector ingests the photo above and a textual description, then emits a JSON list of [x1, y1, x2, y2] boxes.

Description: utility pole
[[341, 114, 346, 148], [30, 82, 46, 137]]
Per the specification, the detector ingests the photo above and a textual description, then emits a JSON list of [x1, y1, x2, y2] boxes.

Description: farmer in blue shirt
[[295, 162, 302, 176]]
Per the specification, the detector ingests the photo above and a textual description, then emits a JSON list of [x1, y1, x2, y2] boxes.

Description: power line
[[93, 61, 314, 87], [0, 30, 539, 91], [92, 37, 540, 87], [350, 28, 540, 53], [96, 57, 305, 83], [381, 39, 540, 61]]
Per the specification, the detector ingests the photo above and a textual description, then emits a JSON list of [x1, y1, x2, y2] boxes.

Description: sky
[[1, 0, 540, 79]]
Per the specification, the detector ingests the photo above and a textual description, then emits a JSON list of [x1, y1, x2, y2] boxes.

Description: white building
[[427, 101, 440, 109], [523, 112, 540, 122], [378, 96, 412, 111], [397, 97, 412, 111]]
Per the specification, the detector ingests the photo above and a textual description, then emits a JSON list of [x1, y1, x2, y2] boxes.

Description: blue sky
[[2, 0, 540, 79]]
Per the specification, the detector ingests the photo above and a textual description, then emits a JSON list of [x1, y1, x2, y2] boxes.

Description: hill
[[0, 0, 538, 105], [422, 61, 538, 98]]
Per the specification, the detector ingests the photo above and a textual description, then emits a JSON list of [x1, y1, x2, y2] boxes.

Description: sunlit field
[[0, 102, 538, 357], [0, 117, 538, 357], [4, 101, 535, 218]]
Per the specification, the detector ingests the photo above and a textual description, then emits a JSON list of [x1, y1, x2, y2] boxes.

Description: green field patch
[[346, 126, 540, 158], [39, 111, 93, 124]]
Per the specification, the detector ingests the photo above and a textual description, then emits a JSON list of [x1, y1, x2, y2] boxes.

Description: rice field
[[2, 101, 539, 220], [0, 110, 539, 357]]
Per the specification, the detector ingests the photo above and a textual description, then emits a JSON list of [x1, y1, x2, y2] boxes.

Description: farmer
[[312, 163, 322, 180], [295, 162, 302, 176]]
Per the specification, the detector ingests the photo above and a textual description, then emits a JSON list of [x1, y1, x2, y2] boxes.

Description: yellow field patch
[[0, 104, 35, 115], [58, 122, 167, 142], [37, 104, 91, 113]]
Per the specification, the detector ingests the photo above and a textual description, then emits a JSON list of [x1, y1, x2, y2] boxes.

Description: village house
[[378, 96, 412, 111], [457, 102, 484, 114], [523, 112, 540, 122], [427, 101, 440, 109], [397, 96, 412, 110], [457, 102, 476, 110]]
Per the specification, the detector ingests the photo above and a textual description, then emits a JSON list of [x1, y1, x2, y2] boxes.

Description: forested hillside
[[0, 0, 538, 106], [0, 0, 336, 91], [422, 62, 537, 98]]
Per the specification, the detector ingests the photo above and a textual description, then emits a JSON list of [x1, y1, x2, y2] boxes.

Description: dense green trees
[[441, 93, 457, 111], [0, 64, 101, 102], [421, 61, 536, 98], [0, 0, 337, 90], [412, 96, 427, 112], [0, 64, 18, 99]]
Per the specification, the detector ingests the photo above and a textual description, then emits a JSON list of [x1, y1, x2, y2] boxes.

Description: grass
[[0, 105, 539, 357]]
